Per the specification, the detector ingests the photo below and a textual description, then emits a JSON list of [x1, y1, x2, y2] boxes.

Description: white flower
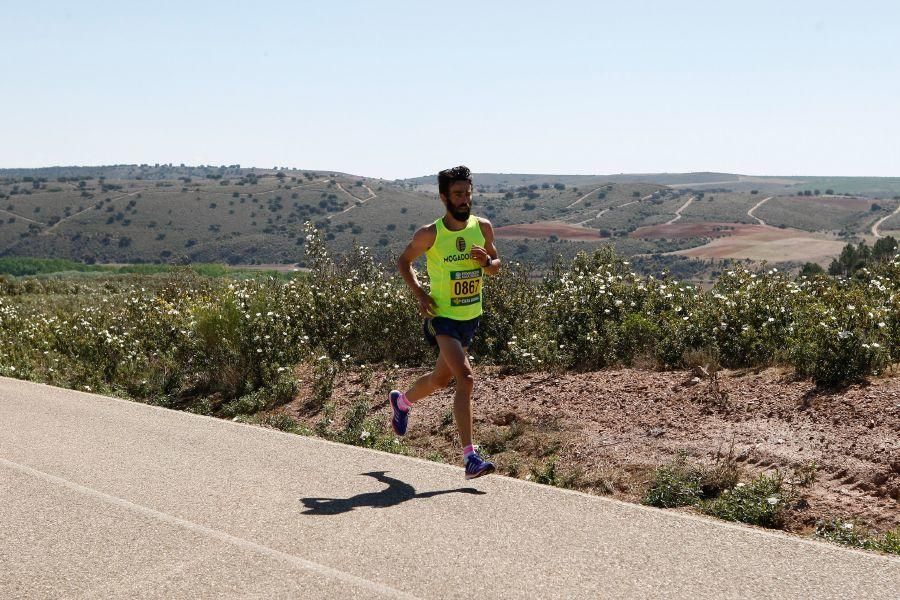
[[359, 430, 370, 440], [847, 305, 855, 311], [837, 330, 851, 340], [878, 322, 886, 328], [256, 348, 262, 353]]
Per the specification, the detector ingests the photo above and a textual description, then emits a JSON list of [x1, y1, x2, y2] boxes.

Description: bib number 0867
[[453, 279, 479, 296]]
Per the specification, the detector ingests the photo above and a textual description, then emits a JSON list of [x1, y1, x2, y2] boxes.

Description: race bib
[[450, 268, 482, 306]]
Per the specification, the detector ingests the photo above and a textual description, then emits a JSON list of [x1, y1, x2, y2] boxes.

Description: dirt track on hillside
[[281, 365, 900, 535]]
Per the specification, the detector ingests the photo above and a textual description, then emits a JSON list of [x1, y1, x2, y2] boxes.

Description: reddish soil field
[[494, 221, 604, 240], [281, 364, 900, 537], [630, 222, 752, 239]]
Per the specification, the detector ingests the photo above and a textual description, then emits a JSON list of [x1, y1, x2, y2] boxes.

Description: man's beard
[[447, 204, 470, 221]]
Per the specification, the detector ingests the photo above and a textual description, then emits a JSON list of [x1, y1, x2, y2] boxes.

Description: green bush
[[2, 238, 900, 409], [701, 472, 788, 529], [644, 452, 741, 509], [815, 520, 900, 555]]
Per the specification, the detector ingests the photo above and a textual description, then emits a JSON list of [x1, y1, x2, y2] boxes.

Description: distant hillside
[[403, 172, 900, 198], [0, 164, 348, 181], [1, 166, 898, 279], [402, 171, 741, 191]]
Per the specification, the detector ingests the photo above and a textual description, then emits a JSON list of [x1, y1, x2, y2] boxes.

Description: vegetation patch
[[815, 520, 900, 555], [644, 452, 805, 530]]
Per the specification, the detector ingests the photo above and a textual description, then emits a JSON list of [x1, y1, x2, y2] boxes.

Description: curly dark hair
[[437, 165, 472, 198]]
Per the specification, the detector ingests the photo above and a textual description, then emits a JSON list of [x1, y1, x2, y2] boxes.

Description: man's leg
[[404, 353, 453, 403], [435, 335, 494, 479], [435, 335, 474, 448], [388, 353, 453, 436]]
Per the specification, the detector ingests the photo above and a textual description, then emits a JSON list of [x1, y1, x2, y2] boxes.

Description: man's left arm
[[474, 218, 501, 276]]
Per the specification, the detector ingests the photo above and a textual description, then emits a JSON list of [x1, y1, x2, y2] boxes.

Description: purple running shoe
[[389, 390, 409, 436], [464, 451, 495, 480]]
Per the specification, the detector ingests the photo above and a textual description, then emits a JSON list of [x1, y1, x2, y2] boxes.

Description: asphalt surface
[[1, 376, 898, 599]]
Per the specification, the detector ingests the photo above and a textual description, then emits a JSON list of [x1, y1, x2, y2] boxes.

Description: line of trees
[[811, 236, 899, 277]]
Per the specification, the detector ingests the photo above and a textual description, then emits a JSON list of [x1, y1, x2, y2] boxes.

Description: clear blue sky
[[3, 1, 898, 179]]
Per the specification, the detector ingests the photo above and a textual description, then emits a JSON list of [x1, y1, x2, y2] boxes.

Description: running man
[[390, 165, 501, 480]]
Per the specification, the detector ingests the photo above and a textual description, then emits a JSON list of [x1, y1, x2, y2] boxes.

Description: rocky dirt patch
[[278, 364, 900, 535]]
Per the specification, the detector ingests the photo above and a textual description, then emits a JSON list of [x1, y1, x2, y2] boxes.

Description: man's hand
[[471, 245, 491, 268], [416, 289, 438, 317]]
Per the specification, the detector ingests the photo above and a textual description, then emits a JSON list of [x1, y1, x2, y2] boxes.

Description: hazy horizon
[[4, 1, 899, 179]]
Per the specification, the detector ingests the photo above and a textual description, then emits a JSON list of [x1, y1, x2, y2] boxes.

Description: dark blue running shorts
[[423, 316, 481, 348]]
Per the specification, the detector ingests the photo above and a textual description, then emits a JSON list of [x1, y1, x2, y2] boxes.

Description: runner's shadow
[[300, 471, 486, 515]]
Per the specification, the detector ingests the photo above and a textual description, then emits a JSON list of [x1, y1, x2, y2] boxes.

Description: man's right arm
[[397, 225, 437, 317]]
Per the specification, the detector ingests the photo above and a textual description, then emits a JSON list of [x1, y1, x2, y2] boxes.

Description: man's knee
[[457, 368, 474, 388]]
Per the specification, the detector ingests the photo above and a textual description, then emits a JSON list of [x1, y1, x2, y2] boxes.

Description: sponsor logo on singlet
[[442, 253, 471, 263]]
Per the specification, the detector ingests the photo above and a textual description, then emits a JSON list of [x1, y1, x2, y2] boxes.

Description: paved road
[[1, 377, 897, 599]]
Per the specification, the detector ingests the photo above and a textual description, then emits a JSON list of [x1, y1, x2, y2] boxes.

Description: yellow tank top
[[425, 216, 486, 320]]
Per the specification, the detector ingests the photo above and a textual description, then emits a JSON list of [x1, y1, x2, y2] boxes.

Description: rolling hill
[[2, 166, 899, 279]]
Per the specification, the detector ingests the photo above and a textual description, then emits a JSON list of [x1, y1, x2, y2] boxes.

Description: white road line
[[871, 203, 900, 238], [665, 196, 695, 225], [747, 196, 773, 226], [0, 457, 418, 600]]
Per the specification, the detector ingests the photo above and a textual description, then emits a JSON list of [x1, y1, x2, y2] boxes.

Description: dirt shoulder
[[279, 364, 900, 535]]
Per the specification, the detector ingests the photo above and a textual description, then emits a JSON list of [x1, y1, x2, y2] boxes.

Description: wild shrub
[[815, 520, 900, 555], [708, 269, 797, 367], [2, 242, 900, 405], [616, 313, 659, 365], [476, 262, 554, 371], [789, 287, 889, 387], [315, 396, 406, 454], [643, 453, 704, 508], [529, 456, 579, 488], [701, 472, 788, 529], [643, 451, 740, 509]]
